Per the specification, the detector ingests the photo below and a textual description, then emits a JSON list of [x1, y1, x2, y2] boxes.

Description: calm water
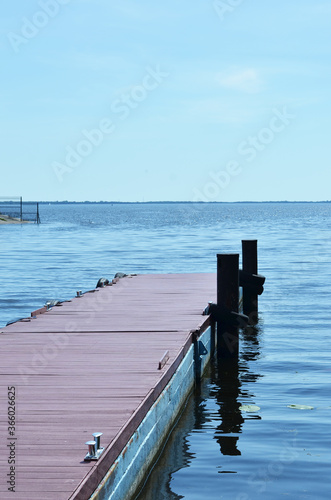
[[1, 202, 330, 499]]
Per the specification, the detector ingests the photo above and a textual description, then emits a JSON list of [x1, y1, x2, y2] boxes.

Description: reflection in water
[[211, 324, 262, 456], [212, 358, 244, 456], [241, 324, 263, 363], [136, 324, 263, 499], [135, 398, 195, 500]]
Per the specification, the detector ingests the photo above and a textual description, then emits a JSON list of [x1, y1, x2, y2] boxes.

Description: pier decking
[[0, 273, 216, 500]]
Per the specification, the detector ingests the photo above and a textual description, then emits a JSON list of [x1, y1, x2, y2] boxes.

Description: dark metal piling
[[217, 253, 239, 357], [242, 239, 258, 323]]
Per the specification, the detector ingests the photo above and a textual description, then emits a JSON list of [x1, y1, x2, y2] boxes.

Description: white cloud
[[216, 68, 263, 94], [181, 97, 264, 125]]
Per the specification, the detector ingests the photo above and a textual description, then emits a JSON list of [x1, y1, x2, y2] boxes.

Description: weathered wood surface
[[0, 273, 216, 500]]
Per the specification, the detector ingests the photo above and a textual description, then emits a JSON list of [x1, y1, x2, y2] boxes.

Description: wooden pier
[[0, 241, 264, 499], [0, 273, 217, 500]]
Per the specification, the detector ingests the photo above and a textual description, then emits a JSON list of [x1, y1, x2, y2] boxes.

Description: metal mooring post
[[217, 253, 239, 357], [242, 240, 258, 322]]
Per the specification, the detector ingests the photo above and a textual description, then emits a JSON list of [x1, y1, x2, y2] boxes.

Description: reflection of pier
[[137, 323, 264, 499], [212, 324, 263, 457], [136, 396, 196, 500], [213, 358, 244, 456]]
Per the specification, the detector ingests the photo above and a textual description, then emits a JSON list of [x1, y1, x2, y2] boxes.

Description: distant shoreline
[[4, 200, 330, 205]]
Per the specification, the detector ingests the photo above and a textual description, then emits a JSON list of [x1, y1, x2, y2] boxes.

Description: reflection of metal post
[[215, 357, 243, 456], [217, 253, 239, 357], [20, 197, 23, 221], [242, 240, 258, 321]]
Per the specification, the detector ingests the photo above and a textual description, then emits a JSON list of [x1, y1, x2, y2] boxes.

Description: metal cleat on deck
[[84, 432, 104, 461]]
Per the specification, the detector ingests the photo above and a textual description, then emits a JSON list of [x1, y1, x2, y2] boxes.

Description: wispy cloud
[[182, 97, 264, 125], [216, 68, 263, 94]]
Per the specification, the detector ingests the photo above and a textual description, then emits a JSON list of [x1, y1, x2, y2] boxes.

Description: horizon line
[[12, 200, 331, 204]]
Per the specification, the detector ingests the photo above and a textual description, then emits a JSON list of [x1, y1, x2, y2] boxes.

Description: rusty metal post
[[242, 240, 258, 322], [217, 253, 239, 357]]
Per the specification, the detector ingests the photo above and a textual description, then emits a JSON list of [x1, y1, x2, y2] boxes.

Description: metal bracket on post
[[193, 332, 208, 383], [198, 341, 208, 357]]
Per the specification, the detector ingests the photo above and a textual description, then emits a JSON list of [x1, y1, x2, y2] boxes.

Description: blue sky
[[1, 0, 330, 201]]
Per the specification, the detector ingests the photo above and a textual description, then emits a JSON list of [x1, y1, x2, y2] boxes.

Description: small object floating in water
[[287, 404, 314, 410], [239, 404, 260, 412]]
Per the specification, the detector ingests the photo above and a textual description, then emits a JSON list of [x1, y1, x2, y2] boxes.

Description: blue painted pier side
[[0, 273, 218, 500]]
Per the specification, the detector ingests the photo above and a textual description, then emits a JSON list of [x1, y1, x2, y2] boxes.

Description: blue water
[[1, 202, 330, 499]]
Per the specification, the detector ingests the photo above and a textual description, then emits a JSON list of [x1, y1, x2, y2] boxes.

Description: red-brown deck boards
[[0, 273, 216, 500]]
